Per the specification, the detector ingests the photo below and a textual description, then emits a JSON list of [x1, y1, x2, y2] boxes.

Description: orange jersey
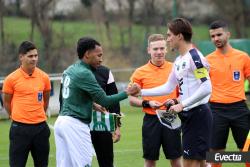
[[3, 67, 51, 124], [130, 61, 178, 115], [206, 48, 250, 103]]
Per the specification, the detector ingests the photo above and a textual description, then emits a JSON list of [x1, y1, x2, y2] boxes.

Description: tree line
[[0, 0, 249, 76]]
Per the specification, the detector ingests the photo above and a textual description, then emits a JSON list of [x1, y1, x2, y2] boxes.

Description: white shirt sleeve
[[141, 70, 178, 96], [181, 79, 211, 108], [107, 70, 115, 84]]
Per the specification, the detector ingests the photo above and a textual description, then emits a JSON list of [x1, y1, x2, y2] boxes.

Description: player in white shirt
[[140, 18, 213, 167]]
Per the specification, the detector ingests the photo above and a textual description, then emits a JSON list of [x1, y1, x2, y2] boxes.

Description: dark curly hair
[[77, 37, 101, 59]]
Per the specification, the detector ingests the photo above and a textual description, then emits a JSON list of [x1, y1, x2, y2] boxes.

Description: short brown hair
[[148, 34, 165, 46], [18, 41, 36, 55], [167, 18, 192, 42]]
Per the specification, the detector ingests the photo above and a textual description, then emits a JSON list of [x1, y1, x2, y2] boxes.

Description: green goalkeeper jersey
[[60, 60, 127, 124]]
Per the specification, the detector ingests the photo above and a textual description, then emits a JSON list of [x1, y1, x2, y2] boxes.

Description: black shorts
[[9, 121, 50, 167], [210, 100, 250, 150], [142, 114, 182, 160], [178, 104, 212, 160]]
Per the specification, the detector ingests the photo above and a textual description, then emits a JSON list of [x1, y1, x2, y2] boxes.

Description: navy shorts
[[142, 114, 182, 160], [210, 100, 250, 150], [179, 104, 212, 160]]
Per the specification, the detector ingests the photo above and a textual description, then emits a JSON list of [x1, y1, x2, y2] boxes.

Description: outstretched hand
[[126, 83, 141, 96]]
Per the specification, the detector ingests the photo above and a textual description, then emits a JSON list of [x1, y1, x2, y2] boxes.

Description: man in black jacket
[[90, 65, 121, 167]]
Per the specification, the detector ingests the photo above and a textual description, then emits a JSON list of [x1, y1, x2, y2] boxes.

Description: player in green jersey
[[54, 37, 139, 167]]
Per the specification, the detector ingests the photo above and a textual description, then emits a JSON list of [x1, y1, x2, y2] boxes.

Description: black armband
[[142, 100, 151, 108]]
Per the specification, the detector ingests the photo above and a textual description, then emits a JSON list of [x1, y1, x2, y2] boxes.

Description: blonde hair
[[148, 34, 165, 46]]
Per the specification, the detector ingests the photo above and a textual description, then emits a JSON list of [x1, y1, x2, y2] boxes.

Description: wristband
[[142, 100, 151, 108]]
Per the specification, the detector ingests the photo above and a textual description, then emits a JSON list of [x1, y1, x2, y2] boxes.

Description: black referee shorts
[[210, 100, 250, 150], [9, 121, 50, 167], [142, 114, 182, 161]]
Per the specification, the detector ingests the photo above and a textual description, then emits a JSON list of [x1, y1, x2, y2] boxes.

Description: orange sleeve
[[244, 55, 250, 78], [43, 74, 51, 91], [130, 69, 142, 86], [2, 76, 14, 94]]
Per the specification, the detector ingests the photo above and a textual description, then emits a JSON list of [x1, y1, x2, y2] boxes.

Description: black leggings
[[91, 131, 114, 167]]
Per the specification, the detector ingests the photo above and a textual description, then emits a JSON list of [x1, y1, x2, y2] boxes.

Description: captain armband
[[194, 67, 209, 79]]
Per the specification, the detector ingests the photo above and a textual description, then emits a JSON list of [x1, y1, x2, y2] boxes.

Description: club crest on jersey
[[38, 91, 43, 102], [233, 71, 240, 81], [176, 65, 180, 71], [182, 62, 186, 69]]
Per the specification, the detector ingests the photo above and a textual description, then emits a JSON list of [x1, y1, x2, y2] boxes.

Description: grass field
[[0, 102, 247, 167]]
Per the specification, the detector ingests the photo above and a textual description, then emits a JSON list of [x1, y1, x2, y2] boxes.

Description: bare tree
[[211, 0, 247, 38], [24, 0, 55, 71], [15, 0, 23, 16], [115, 0, 126, 52], [81, 0, 112, 46], [100, 0, 112, 44], [127, 0, 136, 45], [141, 0, 156, 36], [0, 0, 4, 50]]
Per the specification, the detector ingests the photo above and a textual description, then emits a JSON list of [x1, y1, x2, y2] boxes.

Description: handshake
[[125, 83, 141, 96]]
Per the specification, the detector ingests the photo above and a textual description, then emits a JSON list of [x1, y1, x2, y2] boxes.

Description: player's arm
[[43, 75, 51, 112], [129, 95, 162, 109], [180, 55, 211, 108], [244, 55, 250, 83], [43, 90, 50, 112], [77, 71, 136, 107], [129, 96, 143, 107], [247, 76, 250, 83], [3, 93, 13, 116], [181, 80, 211, 108], [141, 70, 178, 96]]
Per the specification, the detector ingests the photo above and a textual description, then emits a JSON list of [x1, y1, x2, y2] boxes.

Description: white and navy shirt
[[141, 48, 212, 111]]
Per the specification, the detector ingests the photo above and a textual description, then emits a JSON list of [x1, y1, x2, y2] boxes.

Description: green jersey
[[60, 60, 127, 124]]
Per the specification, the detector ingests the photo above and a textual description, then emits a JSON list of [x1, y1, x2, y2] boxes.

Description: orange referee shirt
[[130, 61, 178, 115], [207, 48, 250, 103], [3, 67, 51, 124]]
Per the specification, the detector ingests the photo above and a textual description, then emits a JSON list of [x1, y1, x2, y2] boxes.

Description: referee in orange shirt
[[129, 34, 182, 167], [207, 20, 250, 167], [2, 41, 51, 167]]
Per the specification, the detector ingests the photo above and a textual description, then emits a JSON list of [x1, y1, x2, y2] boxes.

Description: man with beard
[[207, 20, 250, 167]]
